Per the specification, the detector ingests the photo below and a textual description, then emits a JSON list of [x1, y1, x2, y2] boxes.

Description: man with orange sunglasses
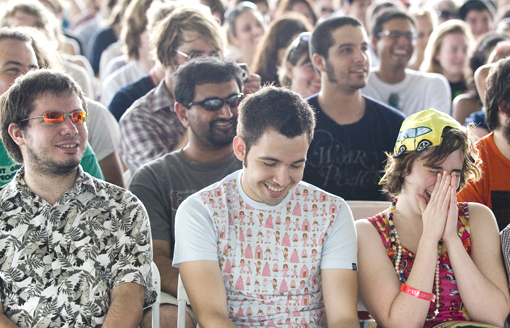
[[0, 28, 104, 186], [0, 69, 155, 327]]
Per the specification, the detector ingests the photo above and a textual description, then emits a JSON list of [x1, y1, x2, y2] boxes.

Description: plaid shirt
[[120, 81, 186, 173]]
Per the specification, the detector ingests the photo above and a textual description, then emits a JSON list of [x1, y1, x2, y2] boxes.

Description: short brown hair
[[381, 126, 481, 197], [0, 69, 86, 163]]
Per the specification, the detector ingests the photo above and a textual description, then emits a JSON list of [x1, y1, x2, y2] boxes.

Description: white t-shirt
[[362, 68, 451, 116], [100, 60, 145, 107], [174, 170, 357, 326], [86, 98, 121, 161]]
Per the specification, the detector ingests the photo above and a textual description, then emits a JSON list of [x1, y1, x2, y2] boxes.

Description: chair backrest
[[151, 261, 161, 328], [346, 200, 390, 221]]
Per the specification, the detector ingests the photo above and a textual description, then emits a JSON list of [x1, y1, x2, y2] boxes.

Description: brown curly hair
[[380, 125, 482, 197]]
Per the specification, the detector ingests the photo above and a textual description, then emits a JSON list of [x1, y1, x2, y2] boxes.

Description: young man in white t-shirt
[[362, 10, 451, 116], [173, 86, 359, 327]]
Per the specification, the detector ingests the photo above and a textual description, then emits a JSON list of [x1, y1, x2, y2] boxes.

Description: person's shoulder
[[305, 93, 320, 109], [405, 69, 448, 84], [87, 174, 144, 203], [120, 87, 158, 121], [297, 180, 346, 204], [363, 95, 405, 119]]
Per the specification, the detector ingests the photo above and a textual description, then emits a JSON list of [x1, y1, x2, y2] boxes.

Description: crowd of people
[[0, 0, 510, 327]]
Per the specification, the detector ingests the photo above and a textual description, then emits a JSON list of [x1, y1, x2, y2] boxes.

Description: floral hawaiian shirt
[[0, 166, 155, 327]]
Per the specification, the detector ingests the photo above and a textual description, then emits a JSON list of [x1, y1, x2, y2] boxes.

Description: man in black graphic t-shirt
[[304, 16, 404, 200]]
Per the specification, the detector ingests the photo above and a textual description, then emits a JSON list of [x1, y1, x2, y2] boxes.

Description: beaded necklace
[[388, 197, 443, 321]]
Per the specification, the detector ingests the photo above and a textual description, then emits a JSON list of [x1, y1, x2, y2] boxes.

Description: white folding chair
[[177, 274, 190, 328], [151, 262, 161, 328]]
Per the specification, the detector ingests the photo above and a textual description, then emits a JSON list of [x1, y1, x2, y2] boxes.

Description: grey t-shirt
[[129, 149, 242, 255]]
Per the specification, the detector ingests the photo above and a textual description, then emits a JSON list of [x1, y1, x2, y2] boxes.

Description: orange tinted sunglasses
[[21, 110, 87, 124]]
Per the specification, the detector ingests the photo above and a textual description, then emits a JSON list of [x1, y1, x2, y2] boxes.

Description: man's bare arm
[[153, 239, 179, 296], [322, 269, 359, 328], [179, 261, 236, 328], [0, 304, 18, 328], [102, 282, 146, 328]]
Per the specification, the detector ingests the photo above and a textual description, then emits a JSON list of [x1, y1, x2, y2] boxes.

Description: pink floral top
[[368, 203, 472, 327]]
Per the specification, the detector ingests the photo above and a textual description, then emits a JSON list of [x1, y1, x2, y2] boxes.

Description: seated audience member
[[303, 16, 405, 201], [131, 56, 243, 328], [362, 10, 451, 116], [433, 0, 460, 25], [21, 26, 123, 186], [275, 0, 317, 26], [343, 0, 373, 30], [408, 9, 435, 70], [88, 0, 130, 77], [458, 0, 496, 40], [108, 1, 187, 121], [0, 69, 155, 326], [0, 0, 95, 98], [279, 32, 321, 98], [174, 86, 359, 327], [119, 5, 260, 173], [0, 28, 104, 185], [452, 33, 508, 125], [458, 57, 510, 231], [252, 13, 312, 87], [200, 0, 227, 24], [420, 20, 474, 102], [99, 0, 155, 107], [364, 0, 406, 68], [356, 109, 510, 327], [226, 1, 267, 68], [314, 0, 342, 19]]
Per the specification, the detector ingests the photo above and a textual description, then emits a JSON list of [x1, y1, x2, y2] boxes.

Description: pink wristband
[[400, 283, 436, 302]]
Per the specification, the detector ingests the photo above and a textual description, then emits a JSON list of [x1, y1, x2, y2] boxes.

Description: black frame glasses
[[378, 30, 418, 41], [187, 93, 244, 111], [20, 110, 87, 124]]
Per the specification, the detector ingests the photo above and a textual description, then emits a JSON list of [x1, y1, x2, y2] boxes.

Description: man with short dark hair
[[459, 0, 495, 39], [131, 56, 243, 328], [303, 16, 405, 201], [362, 10, 451, 116], [458, 57, 510, 231], [174, 86, 359, 327], [0, 69, 155, 327], [0, 28, 104, 186]]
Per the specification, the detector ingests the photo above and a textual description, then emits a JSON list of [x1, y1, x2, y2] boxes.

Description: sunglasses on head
[[20, 110, 87, 124], [288, 32, 311, 60], [187, 93, 244, 112]]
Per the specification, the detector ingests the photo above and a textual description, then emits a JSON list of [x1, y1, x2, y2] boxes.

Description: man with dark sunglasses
[[118, 4, 260, 174], [362, 10, 451, 116], [0, 69, 156, 327], [303, 16, 404, 201], [129, 56, 243, 328]]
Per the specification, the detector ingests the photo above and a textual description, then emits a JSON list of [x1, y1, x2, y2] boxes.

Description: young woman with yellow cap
[[356, 109, 510, 327]]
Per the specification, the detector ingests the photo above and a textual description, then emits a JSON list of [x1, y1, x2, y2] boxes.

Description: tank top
[[368, 203, 472, 327]]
